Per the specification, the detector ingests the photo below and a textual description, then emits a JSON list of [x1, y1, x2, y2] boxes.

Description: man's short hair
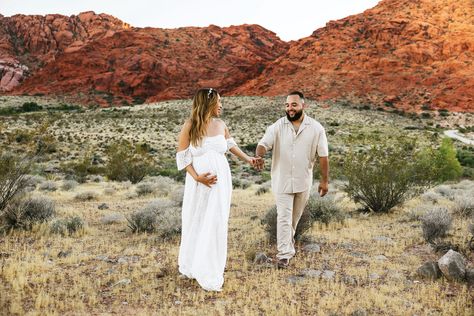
[[288, 91, 304, 102]]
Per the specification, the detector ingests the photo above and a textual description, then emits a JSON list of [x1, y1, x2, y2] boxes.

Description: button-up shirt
[[258, 114, 328, 194]]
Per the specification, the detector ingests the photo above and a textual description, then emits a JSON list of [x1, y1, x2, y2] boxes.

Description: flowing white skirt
[[178, 149, 232, 291]]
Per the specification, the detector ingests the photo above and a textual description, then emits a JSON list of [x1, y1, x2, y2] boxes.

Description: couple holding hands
[[176, 88, 329, 291]]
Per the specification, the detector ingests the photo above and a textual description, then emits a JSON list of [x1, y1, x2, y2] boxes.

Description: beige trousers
[[275, 190, 311, 260]]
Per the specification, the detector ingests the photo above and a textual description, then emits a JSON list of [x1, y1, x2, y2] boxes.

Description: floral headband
[[207, 88, 214, 99]]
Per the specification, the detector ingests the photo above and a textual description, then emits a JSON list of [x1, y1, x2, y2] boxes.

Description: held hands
[[248, 156, 264, 171], [196, 172, 218, 188]]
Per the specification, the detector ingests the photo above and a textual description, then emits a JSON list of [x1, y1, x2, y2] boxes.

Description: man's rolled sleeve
[[258, 125, 275, 151], [317, 128, 329, 157]]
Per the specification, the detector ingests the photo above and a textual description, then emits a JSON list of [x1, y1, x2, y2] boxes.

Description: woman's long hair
[[189, 88, 219, 146]]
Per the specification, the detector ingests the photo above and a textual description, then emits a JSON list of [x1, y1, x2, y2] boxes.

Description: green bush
[[105, 141, 155, 183], [61, 153, 103, 183], [343, 140, 435, 213]]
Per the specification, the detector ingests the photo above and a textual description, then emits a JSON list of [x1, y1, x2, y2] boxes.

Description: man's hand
[[253, 156, 264, 171], [196, 172, 217, 188], [318, 181, 329, 197]]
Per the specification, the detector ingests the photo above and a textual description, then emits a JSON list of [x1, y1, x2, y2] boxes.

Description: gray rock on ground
[[465, 269, 474, 286], [302, 243, 321, 253], [438, 250, 466, 281], [416, 261, 442, 280], [253, 252, 270, 265]]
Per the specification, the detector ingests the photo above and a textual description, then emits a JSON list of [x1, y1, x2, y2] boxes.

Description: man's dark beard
[[286, 109, 303, 121]]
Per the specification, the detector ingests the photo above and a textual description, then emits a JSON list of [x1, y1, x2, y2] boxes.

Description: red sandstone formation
[[231, 0, 474, 112]]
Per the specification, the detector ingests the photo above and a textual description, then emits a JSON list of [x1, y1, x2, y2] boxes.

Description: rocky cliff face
[[231, 0, 474, 112], [11, 23, 288, 105], [2, 0, 473, 112], [0, 11, 129, 91]]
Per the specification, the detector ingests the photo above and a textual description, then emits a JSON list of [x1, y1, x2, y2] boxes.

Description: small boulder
[[465, 269, 474, 286], [302, 243, 321, 253], [416, 261, 442, 280], [253, 252, 270, 265], [438, 250, 466, 281]]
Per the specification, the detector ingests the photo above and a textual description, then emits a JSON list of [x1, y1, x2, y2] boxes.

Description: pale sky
[[1, 0, 381, 41]]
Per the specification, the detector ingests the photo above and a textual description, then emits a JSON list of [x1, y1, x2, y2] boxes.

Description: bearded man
[[255, 91, 329, 268]]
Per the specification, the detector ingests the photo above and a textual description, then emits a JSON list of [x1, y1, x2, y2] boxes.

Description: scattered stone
[[302, 243, 321, 253], [438, 250, 466, 281], [465, 269, 474, 286], [416, 262, 442, 280], [339, 243, 354, 250], [57, 250, 71, 258], [253, 252, 269, 264], [321, 270, 335, 280], [373, 236, 393, 243], [112, 278, 131, 287], [300, 269, 322, 278], [117, 256, 140, 264], [350, 252, 368, 259], [369, 273, 380, 280], [350, 308, 368, 316], [342, 275, 357, 285], [287, 276, 305, 284], [0, 252, 10, 258], [374, 255, 387, 261], [98, 203, 109, 210], [174, 300, 182, 305]]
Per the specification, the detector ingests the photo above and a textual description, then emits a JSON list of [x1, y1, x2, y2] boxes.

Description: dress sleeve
[[226, 137, 237, 151], [176, 148, 193, 170]]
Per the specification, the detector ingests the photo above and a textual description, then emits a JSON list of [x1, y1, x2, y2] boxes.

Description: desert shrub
[[38, 180, 57, 192], [89, 175, 104, 183], [136, 182, 157, 196], [306, 194, 345, 225], [103, 187, 116, 195], [421, 207, 452, 243], [343, 140, 435, 213], [255, 181, 271, 196], [74, 191, 98, 201], [100, 214, 124, 225], [420, 191, 441, 204], [127, 199, 180, 238], [434, 185, 455, 200], [1, 196, 55, 231], [262, 205, 312, 243], [105, 141, 155, 183], [169, 186, 184, 206], [61, 153, 103, 183], [233, 178, 252, 189], [50, 216, 85, 235], [150, 176, 177, 196], [61, 180, 78, 191], [0, 152, 33, 215], [452, 194, 474, 218]]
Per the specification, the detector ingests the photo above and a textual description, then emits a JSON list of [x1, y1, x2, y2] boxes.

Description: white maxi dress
[[176, 135, 236, 291]]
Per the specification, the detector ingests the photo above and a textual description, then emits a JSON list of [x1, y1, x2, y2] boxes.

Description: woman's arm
[[225, 125, 260, 167], [177, 120, 217, 187]]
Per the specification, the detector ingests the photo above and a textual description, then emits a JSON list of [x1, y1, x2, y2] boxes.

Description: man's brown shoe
[[276, 258, 289, 269]]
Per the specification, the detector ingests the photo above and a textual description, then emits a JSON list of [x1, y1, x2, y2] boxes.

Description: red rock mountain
[[232, 0, 474, 112], [2, 0, 474, 112], [1, 12, 288, 105], [0, 11, 129, 91]]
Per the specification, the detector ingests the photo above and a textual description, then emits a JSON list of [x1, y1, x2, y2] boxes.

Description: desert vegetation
[[0, 96, 473, 315]]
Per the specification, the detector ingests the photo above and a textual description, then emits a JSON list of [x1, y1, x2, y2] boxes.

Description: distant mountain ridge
[[1, 0, 473, 112]]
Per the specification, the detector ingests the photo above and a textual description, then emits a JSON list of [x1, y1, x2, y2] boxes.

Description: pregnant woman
[[176, 88, 260, 291]]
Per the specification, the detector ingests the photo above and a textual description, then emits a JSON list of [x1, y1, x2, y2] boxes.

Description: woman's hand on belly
[[196, 172, 218, 188]]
